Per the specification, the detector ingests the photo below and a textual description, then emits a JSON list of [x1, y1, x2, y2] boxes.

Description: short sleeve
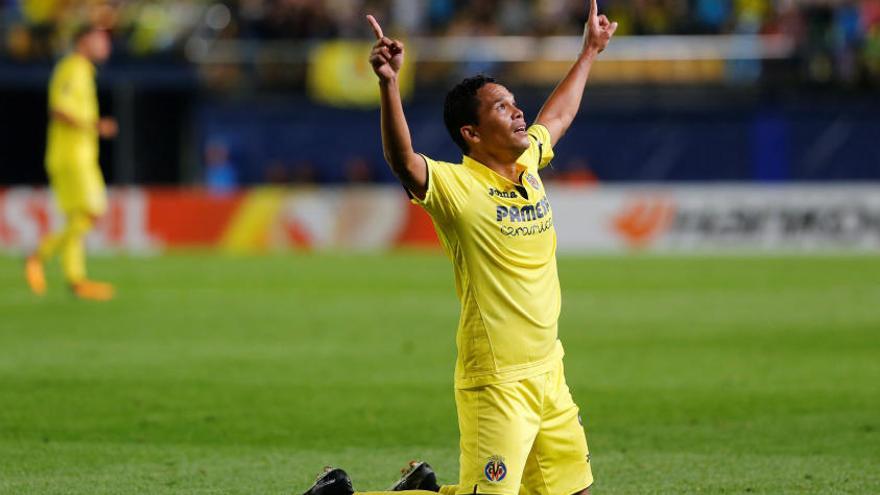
[[48, 60, 87, 124], [522, 124, 555, 170], [410, 154, 472, 221]]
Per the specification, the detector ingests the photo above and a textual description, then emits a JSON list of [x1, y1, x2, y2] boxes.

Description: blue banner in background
[[197, 95, 880, 185]]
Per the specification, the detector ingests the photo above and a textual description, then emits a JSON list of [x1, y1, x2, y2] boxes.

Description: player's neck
[[74, 48, 93, 63], [468, 149, 521, 183]]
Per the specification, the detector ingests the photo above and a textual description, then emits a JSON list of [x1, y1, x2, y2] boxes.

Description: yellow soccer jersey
[[413, 124, 565, 389], [46, 53, 99, 171]]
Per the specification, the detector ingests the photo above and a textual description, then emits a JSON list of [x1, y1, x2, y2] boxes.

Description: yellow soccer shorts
[[47, 161, 107, 216], [455, 360, 592, 495]]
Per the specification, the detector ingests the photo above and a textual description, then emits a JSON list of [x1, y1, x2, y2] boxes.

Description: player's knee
[[572, 487, 590, 495], [68, 212, 97, 233]]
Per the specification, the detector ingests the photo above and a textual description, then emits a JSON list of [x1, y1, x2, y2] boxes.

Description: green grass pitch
[[1, 253, 878, 494]]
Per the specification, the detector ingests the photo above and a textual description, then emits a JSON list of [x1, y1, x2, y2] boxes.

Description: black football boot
[[303, 466, 355, 495], [389, 461, 440, 492]]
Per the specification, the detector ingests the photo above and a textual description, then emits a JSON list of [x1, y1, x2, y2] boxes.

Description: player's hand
[[97, 117, 118, 139], [584, 0, 617, 55], [366, 15, 404, 83]]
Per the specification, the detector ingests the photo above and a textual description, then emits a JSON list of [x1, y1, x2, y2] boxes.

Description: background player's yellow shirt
[[414, 124, 564, 389], [46, 53, 99, 171]]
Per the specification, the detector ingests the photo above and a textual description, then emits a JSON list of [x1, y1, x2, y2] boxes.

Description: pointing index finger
[[589, 0, 597, 20], [366, 14, 384, 40]]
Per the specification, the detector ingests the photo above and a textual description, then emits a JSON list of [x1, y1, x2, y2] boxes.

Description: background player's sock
[[36, 211, 93, 269], [37, 232, 63, 261], [58, 212, 93, 284]]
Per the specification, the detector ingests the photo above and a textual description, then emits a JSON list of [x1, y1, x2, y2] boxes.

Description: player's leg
[[25, 167, 72, 295], [38, 163, 79, 262], [437, 486, 457, 495], [25, 210, 86, 295], [58, 211, 93, 283], [60, 165, 112, 300], [421, 380, 543, 495], [519, 361, 592, 495], [58, 210, 114, 300], [36, 230, 65, 260], [301, 379, 542, 495], [453, 379, 541, 495]]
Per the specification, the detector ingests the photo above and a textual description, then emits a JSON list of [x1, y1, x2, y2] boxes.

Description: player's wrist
[[578, 45, 600, 63], [579, 30, 600, 57], [378, 75, 399, 87]]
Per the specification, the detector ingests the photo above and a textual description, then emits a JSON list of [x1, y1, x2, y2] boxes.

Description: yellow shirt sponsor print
[[413, 124, 564, 389]]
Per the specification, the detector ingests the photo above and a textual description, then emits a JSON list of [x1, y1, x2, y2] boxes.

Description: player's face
[[82, 30, 112, 63], [472, 83, 530, 156]]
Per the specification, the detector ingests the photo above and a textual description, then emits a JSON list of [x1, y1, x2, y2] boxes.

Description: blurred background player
[[24, 25, 118, 301]]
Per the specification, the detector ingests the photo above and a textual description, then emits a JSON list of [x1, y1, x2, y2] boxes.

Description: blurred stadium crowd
[[2, 0, 879, 82], [1, 1, 878, 188]]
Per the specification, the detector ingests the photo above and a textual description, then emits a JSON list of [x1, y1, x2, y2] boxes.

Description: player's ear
[[461, 125, 480, 147]]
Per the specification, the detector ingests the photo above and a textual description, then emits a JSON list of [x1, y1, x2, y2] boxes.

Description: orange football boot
[[71, 280, 115, 301], [24, 255, 46, 295]]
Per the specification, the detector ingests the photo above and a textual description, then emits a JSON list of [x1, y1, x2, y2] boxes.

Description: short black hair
[[443, 75, 496, 154], [73, 24, 100, 42]]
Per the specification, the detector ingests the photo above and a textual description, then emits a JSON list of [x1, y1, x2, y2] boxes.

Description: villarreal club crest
[[484, 456, 507, 482], [525, 173, 540, 190]]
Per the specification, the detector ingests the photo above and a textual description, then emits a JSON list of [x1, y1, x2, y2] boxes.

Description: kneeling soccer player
[[299, 1, 617, 495]]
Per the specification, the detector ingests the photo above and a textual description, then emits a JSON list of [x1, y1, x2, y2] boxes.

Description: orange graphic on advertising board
[[395, 201, 440, 248], [613, 197, 675, 248], [283, 220, 313, 249]]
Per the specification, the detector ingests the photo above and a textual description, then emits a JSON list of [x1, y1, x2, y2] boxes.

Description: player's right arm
[[50, 109, 87, 129], [50, 110, 117, 138], [367, 15, 428, 200]]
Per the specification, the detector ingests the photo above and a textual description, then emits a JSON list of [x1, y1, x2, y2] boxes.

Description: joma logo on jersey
[[496, 197, 551, 222], [488, 187, 517, 198]]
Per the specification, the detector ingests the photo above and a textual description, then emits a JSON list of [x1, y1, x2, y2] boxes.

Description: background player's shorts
[[47, 161, 107, 216], [455, 360, 592, 495]]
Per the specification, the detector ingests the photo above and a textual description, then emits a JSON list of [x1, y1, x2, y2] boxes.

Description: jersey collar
[[462, 154, 528, 187]]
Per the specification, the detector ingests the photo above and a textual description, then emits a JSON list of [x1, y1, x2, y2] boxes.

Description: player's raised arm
[[367, 15, 428, 199], [534, 0, 617, 146]]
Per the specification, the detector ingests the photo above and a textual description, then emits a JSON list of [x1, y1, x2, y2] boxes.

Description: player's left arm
[[534, 0, 617, 147]]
